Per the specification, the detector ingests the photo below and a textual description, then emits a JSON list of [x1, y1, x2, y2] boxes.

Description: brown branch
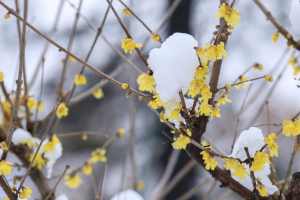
[[0, 1, 145, 98], [253, 0, 300, 50], [0, 176, 17, 200]]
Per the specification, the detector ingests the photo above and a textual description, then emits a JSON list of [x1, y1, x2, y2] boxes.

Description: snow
[[110, 190, 144, 200], [148, 32, 199, 108], [229, 127, 278, 195]]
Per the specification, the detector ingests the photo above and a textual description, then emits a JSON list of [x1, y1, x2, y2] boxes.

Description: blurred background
[[0, 0, 300, 199]]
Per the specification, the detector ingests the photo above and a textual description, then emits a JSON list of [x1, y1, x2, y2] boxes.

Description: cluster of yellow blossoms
[[282, 118, 300, 136], [171, 130, 192, 150], [121, 37, 142, 54], [196, 42, 226, 66], [288, 56, 300, 76], [265, 133, 279, 157], [216, 3, 240, 28], [224, 158, 247, 178], [200, 151, 218, 170], [64, 148, 107, 189]]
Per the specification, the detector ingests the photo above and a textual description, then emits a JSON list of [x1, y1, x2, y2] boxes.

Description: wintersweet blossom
[[56, 102, 69, 119], [64, 174, 81, 189], [136, 73, 156, 93], [271, 32, 280, 43], [0, 160, 13, 176], [216, 3, 240, 27], [172, 134, 191, 150], [93, 88, 104, 99], [282, 119, 300, 136], [121, 37, 142, 54], [229, 127, 278, 196], [148, 33, 199, 120], [19, 186, 32, 199], [74, 74, 87, 86], [110, 189, 144, 200], [265, 133, 279, 157], [201, 151, 218, 170], [12, 129, 63, 178]]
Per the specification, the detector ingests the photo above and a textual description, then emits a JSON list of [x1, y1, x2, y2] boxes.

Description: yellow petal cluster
[[224, 158, 248, 179], [148, 95, 163, 110], [0, 160, 13, 176], [257, 184, 268, 197], [271, 32, 280, 43], [121, 37, 142, 54], [56, 102, 69, 119], [74, 74, 87, 86], [137, 73, 156, 93], [196, 43, 226, 65], [172, 134, 191, 150], [89, 148, 107, 163], [250, 152, 269, 172], [282, 119, 300, 136], [201, 151, 217, 170], [265, 133, 279, 157], [217, 3, 240, 27], [19, 186, 32, 199], [64, 174, 81, 189], [82, 162, 93, 175], [93, 88, 104, 99]]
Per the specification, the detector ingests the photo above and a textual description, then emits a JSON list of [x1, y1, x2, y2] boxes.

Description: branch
[[253, 0, 300, 50]]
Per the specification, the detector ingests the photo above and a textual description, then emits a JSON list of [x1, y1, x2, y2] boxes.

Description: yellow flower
[[19, 186, 32, 199], [89, 148, 107, 163], [116, 128, 125, 139], [282, 119, 300, 136], [264, 75, 273, 82], [122, 8, 132, 16], [211, 106, 221, 118], [67, 55, 77, 62], [64, 174, 81, 189], [30, 153, 46, 170], [93, 88, 104, 99], [172, 134, 191, 150], [1, 100, 11, 115], [235, 75, 249, 89], [207, 42, 227, 61], [166, 104, 181, 121], [217, 3, 240, 27], [151, 33, 161, 42], [121, 83, 129, 90], [74, 74, 87, 86], [56, 102, 69, 119], [195, 66, 209, 80], [272, 32, 280, 43], [148, 96, 163, 109], [257, 184, 268, 197], [250, 152, 269, 172], [27, 97, 38, 111], [121, 37, 142, 54], [136, 73, 156, 93], [0, 160, 13, 176], [288, 56, 297, 67], [292, 65, 300, 76], [43, 134, 60, 153], [224, 158, 248, 179], [188, 79, 204, 97], [198, 101, 213, 116], [201, 151, 217, 170], [216, 94, 231, 106], [0, 71, 4, 82], [82, 162, 93, 175], [200, 84, 212, 100], [265, 133, 279, 157]]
